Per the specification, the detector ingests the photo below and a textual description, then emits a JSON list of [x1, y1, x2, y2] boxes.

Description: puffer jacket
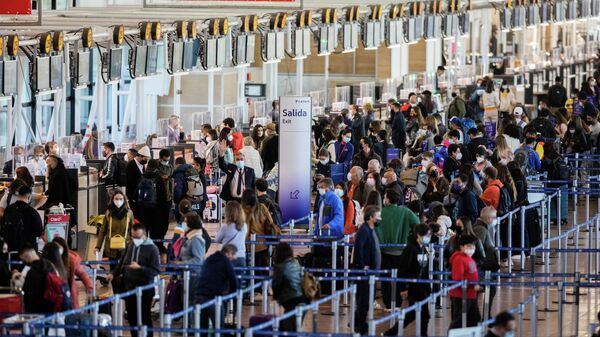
[[272, 257, 304, 304]]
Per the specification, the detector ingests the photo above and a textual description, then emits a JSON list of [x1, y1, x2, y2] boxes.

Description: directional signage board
[[278, 96, 312, 224]]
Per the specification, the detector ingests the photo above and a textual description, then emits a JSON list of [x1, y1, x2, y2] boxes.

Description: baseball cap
[[513, 106, 524, 116]]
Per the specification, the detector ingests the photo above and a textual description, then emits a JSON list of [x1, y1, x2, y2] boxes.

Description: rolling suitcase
[[249, 314, 275, 337]]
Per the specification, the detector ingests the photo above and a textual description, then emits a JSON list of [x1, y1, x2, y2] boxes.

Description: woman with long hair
[[555, 108, 569, 138], [241, 190, 278, 274], [252, 124, 266, 150], [272, 242, 306, 332], [335, 182, 357, 236], [373, 130, 389, 164], [215, 201, 248, 269], [406, 107, 425, 141], [95, 190, 134, 267], [499, 80, 516, 120], [180, 212, 208, 303], [319, 128, 338, 162], [43, 242, 69, 283], [53, 237, 93, 308], [482, 80, 500, 124]]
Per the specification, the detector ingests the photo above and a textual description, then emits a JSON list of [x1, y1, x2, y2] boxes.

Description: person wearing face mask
[[548, 77, 568, 113], [19, 245, 56, 314], [445, 174, 481, 224], [108, 224, 160, 337], [391, 102, 408, 151], [447, 89, 468, 119], [29, 145, 47, 176], [1, 181, 43, 254], [486, 311, 516, 337], [222, 117, 243, 154], [349, 104, 366, 148], [347, 166, 369, 206], [525, 107, 556, 140], [126, 146, 150, 219], [352, 206, 382, 334], [239, 137, 263, 178], [314, 178, 344, 237], [376, 189, 420, 310], [334, 128, 355, 166], [498, 80, 515, 120], [448, 129, 473, 164], [443, 216, 486, 268], [443, 144, 462, 181], [381, 169, 404, 204], [314, 149, 335, 191], [179, 212, 209, 301], [351, 137, 382, 172], [96, 190, 134, 267], [99, 142, 119, 188], [511, 106, 528, 129], [448, 234, 482, 329], [335, 182, 359, 236], [219, 143, 256, 202], [45, 155, 76, 207], [582, 76, 599, 108], [472, 207, 499, 315], [384, 224, 433, 336]]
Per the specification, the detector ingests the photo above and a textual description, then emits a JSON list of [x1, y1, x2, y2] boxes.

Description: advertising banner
[[278, 96, 312, 224]]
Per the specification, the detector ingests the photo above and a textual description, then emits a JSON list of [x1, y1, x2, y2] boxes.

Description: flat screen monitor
[[146, 44, 158, 75], [183, 39, 198, 70], [244, 83, 266, 97], [134, 45, 147, 78], [109, 48, 123, 81], [3, 60, 17, 95], [36, 56, 51, 92], [76, 50, 91, 87], [50, 54, 63, 89], [171, 41, 183, 73]]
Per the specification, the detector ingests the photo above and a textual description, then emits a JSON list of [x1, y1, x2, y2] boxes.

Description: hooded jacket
[[481, 179, 504, 210], [376, 205, 420, 255], [114, 237, 160, 291], [313, 191, 344, 237], [197, 251, 238, 298], [449, 251, 479, 299], [272, 257, 304, 305]]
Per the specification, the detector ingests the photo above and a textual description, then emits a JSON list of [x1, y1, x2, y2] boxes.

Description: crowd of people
[[3, 70, 596, 335]]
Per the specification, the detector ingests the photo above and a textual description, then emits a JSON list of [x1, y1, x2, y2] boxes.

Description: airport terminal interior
[[2, 0, 600, 336]]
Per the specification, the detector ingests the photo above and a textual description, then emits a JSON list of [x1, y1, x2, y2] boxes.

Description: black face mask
[[140, 160, 148, 165], [455, 227, 463, 235]]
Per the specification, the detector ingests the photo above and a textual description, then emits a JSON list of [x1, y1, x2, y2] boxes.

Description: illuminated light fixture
[[390, 4, 400, 19], [296, 11, 306, 27], [250, 15, 258, 31], [305, 10, 313, 26], [330, 8, 338, 22], [0, 36, 3, 57], [353, 6, 361, 21], [219, 18, 228, 36], [188, 21, 197, 38], [7, 35, 18, 56], [346, 6, 355, 21], [151, 22, 162, 41], [114, 25, 125, 45], [140, 22, 151, 41], [209, 19, 220, 36], [269, 13, 280, 30], [240, 15, 251, 32], [322, 8, 331, 24], [52, 31, 64, 52], [40, 32, 52, 54], [82, 28, 93, 48], [278, 12, 287, 29], [176, 21, 187, 39]]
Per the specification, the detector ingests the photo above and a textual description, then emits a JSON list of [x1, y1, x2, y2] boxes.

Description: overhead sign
[[278, 96, 312, 224]]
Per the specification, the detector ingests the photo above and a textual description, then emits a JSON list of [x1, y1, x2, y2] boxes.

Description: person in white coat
[[239, 137, 264, 178]]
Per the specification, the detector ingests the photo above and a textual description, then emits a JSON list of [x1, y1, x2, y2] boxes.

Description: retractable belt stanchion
[[558, 281, 564, 337], [194, 304, 201, 337], [331, 240, 338, 299], [183, 270, 190, 335], [368, 275, 376, 326], [262, 280, 269, 314], [136, 287, 143, 331], [520, 207, 526, 270], [236, 289, 243, 337], [461, 282, 467, 328], [531, 289, 538, 337], [483, 271, 491, 322], [508, 211, 514, 273], [350, 283, 357, 333], [250, 233, 256, 304], [390, 269, 398, 319], [343, 235, 350, 306]]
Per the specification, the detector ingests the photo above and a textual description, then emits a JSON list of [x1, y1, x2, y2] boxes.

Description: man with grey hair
[[381, 169, 404, 205], [473, 206, 499, 318], [367, 158, 382, 176], [239, 136, 263, 177], [348, 166, 368, 205], [314, 178, 344, 237]]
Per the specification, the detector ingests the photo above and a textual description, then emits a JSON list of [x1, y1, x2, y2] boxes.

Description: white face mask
[[227, 135, 234, 142], [500, 158, 509, 165], [347, 173, 353, 181], [114, 199, 125, 208], [456, 153, 463, 160], [319, 158, 329, 165], [343, 136, 351, 143], [161, 160, 170, 166], [476, 156, 485, 163], [318, 188, 326, 196], [381, 177, 388, 185], [464, 248, 475, 257], [422, 235, 431, 245], [236, 160, 245, 169], [421, 160, 430, 168], [133, 238, 144, 247], [334, 188, 344, 197], [182, 221, 189, 232], [366, 178, 376, 187], [58, 247, 64, 256]]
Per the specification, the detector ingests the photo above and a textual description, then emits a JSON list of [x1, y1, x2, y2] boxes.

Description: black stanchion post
[[461, 281, 467, 328]]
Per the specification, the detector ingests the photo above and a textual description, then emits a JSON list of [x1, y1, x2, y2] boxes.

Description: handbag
[[109, 213, 130, 250]]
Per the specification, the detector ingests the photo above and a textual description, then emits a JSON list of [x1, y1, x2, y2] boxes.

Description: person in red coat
[[53, 237, 93, 308], [448, 234, 481, 329], [222, 117, 244, 154]]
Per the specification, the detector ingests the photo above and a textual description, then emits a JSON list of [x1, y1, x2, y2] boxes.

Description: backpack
[[115, 156, 127, 187], [44, 271, 73, 312], [302, 271, 320, 301], [552, 158, 571, 181], [494, 185, 513, 216], [137, 177, 158, 207], [184, 167, 205, 202], [514, 147, 535, 176], [0, 201, 25, 252], [164, 278, 183, 313], [265, 199, 283, 228], [460, 118, 477, 144]]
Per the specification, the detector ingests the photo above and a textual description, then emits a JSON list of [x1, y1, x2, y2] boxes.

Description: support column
[[296, 58, 304, 95], [236, 66, 248, 124], [324, 55, 330, 106], [208, 72, 215, 125], [111, 83, 118, 141], [480, 9, 491, 75], [173, 76, 181, 117], [400, 44, 409, 78]]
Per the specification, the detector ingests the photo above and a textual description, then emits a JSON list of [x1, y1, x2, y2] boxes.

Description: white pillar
[[391, 47, 402, 80], [324, 54, 330, 106], [208, 71, 215, 125], [237, 66, 248, 124], [296, 58, 304, 95], [173, 76, 181, 117], [400, 44, 409, 78]]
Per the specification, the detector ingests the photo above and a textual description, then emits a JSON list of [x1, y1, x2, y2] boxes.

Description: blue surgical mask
[[343, 136, 351, 143], [318, 188, 326, 196], [334, 188, 344, 197], [236, 160, 245, 169], [182, 221, 189, 232], [422, 235, 431, 245], [227, 135, 234, 142], [504, 332, 514, 337]]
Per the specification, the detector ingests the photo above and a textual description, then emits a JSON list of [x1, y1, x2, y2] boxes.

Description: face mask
[[366, 178, 376, 187], [114, 199, 125, 208], [161, 160, 170, 166], [319, 159, 329, 165], [500, 158, 509, 166], [504, 331, 514, 337], [515, 115, 522, 120], [422, 235, 431, 245], [133, 238, 144, 247], [36, 155, 44, 161], [58, 248, 64, 256], [452, 183, 463, 192], [206, 137, 212, 142], [343, 136, 351, 143], [236, 160, 245, 169], [227, 135, 234, 142], [456, 153, 463, 160], [421, 160, 430, 167], [182, 221, 189, 232], [140, 160, 148, 165], [476, 156, 485, 163], [502, 85, 508, 89], [334, 188, 344, 197], [347, 173, 353, 181], [569, 129, 575, 134], [381, 177, 388, 186], [318, 188, 326, 196], [464, 248, 475, 257]]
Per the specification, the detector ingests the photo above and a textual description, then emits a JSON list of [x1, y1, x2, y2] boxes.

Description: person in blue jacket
[[352, 206, 382, 334], [334, 128, 355, 166], [314, 178, 344, 237]]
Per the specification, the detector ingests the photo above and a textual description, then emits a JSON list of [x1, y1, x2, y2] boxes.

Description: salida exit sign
[[0, 0, 32, 15]]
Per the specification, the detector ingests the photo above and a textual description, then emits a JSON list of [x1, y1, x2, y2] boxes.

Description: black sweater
[[23, 259, 55, 314], [197, 251, 238, 298]]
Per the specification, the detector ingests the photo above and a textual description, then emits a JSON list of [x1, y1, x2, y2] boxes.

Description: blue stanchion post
[[250, 233, 256, 304], [194, 304, 201, 337], [183, 270, 190, 336], [215, 296, 222, 337], [368, 275, 376, 326], [350, 283, 356, 333]]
